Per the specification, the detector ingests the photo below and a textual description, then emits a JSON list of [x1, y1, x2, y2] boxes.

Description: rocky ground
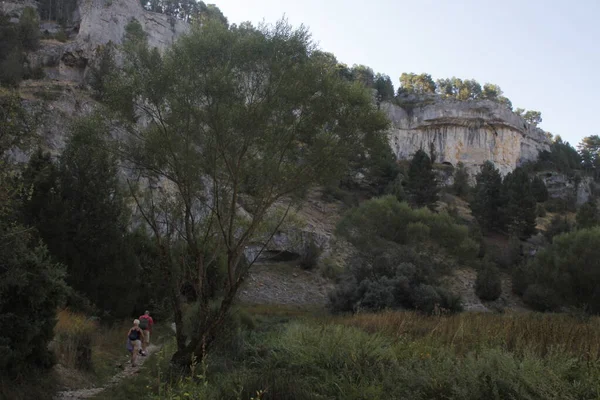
[[238, 261, 334, 306]]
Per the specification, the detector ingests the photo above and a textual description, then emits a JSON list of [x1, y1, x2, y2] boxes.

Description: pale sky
[[215, 0, 598, 147]]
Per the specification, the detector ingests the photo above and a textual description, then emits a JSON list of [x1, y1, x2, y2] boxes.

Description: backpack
[[139, 317, 149, 330], [128, 329, 139, 341]]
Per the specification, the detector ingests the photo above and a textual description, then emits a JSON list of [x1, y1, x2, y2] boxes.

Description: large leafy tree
[[406, 149, 438, 210], [470, 161, 504, 233], [106, 19, 389, 365]]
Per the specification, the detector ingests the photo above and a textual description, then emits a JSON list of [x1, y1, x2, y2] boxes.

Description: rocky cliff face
[[383, 99, 551, 176], [3, 0, 188, 83]]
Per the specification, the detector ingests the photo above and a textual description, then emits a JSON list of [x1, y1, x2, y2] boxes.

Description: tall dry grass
[[335, 310, 600, 360], [54, 309, 98, 370]]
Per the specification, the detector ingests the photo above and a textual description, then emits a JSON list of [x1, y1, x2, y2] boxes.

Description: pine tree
[[503, 167, 537, 239], [531, 176, 549, 203], [406, 149, 438, 210], [452, 161, 470, 198], [470, 161, 504, 233]]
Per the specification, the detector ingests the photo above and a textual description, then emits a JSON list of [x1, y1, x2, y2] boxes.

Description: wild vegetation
[[3, 2, 600, 399]]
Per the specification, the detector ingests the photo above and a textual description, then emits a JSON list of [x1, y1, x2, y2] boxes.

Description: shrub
[[318, 256, 344, 280], [53, 309, 96, 370], [536, 203, 547, 217], [53, 29, 68, 43], [475, 263, 502, 301], [299, 240, 322, 270], [523, 284, 561, 312], [411, 284, 462, 314], [321, 184, 359, 207], [544, 214, 571, 242], [521, 227, 600, 313]]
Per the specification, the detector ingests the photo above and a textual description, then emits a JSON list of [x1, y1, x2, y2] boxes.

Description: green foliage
[[578, 135, 600, 180], [436, 77, 482, 100], [576, 201, 599, 229], [331, 196, 476, 314], [475, 262, 502, 301], [158, 317, 600, 400], [452, 161, 470, 198], [0, 8, 41, 87], [0, 96, 67, 376], [536, 136, 582, 174], [384, 172, 406, 202], [522, 284, 561, 312], [406, 149, 438, 209], [515, 108, 543, 127], [374, 73, 394, 102], [543, 214, 572, 242], [140, 0, 228, 24], [521, 227, 600, 313], [470, 161, 504, 233], [20, 116, 146, 318], [321, 184, 359, 207], [503, 167, 537, 239], [350, 64, 374, 87], [88, 44, 116, 100], [531, 175, 549, 202], [18, 8, 40, 51], [398, 72, 436, 95], [107, 18, 390, 364], [536, 203, 547, 217]]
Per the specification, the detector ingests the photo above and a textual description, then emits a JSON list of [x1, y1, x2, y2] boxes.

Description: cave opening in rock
[[260, 250, 301, 262]]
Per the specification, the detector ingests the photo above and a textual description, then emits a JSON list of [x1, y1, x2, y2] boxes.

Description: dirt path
[[54, 343, 161, 400]]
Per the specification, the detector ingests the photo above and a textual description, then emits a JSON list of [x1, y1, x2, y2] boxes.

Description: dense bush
[[475, 263, 502, 301], [520, 227, 600, 313], [543, 214, 572, 242], [329, 196, 475, 314]]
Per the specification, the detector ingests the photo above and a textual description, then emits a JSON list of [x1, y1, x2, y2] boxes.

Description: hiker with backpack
[[126, 319, 144, 367], [138, 310, 154, 356]]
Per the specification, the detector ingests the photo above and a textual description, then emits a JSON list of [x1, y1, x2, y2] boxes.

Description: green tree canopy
[[406, 149, 438, 210], [576, 201, 600, 230], [105, 19, 389, 365], [452, 161, 470, 198], [470, 161, 504, 233], [531, 176, 549, 203], [398, 72, 436, 95], [521, 227, 600, 313], [503, 167, 537, 239]]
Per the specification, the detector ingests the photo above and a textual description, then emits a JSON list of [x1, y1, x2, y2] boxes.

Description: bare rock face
[[383, 99, 551, 176], [22, 0, 189, 83], [75, 0, 188, 53]]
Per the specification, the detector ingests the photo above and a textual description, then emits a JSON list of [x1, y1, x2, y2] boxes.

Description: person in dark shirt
[[126, 319, 143, 367]]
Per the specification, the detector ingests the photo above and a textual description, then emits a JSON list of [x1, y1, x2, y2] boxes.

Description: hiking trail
[[54, 343, 161, 400]]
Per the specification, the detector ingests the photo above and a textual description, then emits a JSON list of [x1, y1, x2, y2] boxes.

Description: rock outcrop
[[5, 0, 189, 83], [383, 99, 551, 176]]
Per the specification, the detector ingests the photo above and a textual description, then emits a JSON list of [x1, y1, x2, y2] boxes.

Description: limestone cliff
[[383, 99, 551, 176], [3, 0, 188, 83]]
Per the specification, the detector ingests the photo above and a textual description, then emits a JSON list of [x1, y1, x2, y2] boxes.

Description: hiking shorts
[[143, 330, 150, 343]]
